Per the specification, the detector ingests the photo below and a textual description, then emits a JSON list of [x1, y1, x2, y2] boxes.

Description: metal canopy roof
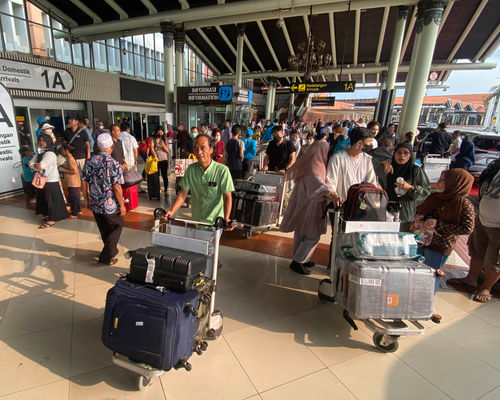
[[30, 0, 500, 88]]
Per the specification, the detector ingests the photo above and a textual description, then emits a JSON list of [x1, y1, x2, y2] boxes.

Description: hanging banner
[[0, 83, 22, 195], [0, 58, 74, 93]]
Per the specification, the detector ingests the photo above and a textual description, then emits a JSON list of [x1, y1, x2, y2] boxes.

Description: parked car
[[468, 133, 500, 179]]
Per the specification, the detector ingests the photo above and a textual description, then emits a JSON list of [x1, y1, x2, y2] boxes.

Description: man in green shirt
[[165, 134, 234, 226]]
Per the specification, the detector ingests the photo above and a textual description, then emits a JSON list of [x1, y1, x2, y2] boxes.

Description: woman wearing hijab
[[280, 140, 334, 275], [30, 134, 69, 228], [451, 137, 475, 170], [416, 169, 475, 320], [384, 142, 431, 229]]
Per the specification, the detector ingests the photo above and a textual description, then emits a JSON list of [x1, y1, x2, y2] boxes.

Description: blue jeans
[[418, 246, 448, 292]]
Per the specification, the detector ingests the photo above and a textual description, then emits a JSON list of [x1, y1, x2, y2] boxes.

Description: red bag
[[343, 183, 388, 221], [123, 185, 139, 211]]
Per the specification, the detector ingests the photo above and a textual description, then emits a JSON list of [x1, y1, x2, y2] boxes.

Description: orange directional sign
[[290, 81, 355, 93]]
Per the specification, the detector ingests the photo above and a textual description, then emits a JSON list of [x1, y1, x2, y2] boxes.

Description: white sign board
[[0, 58, 73, 93], [0, 84, 22, 195]]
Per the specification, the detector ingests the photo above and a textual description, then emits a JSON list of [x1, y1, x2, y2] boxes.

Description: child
[[58, 143, 81, 218], [19, 146, 36, 205]]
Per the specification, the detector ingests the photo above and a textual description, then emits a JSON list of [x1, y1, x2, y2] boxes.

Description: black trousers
[[230, 169, 242, 181], [242, 159, 254, 180], [93, 212, 123, 263], [158, 160, 169, 192], [67, 187, 81, 216]]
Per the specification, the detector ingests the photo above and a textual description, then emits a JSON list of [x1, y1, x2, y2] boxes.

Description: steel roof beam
[[66, 0, 416, 39], [437, 0, 454, 36], [243, 34, 266, 72], [196, 28, 234, 73], [30, 0, 78, 27], [375, 6, 390, 84], [69, 0, 102, 24], [438, 0, 488, 81], [178, 0, 190, 10], [328, 12, 338, 81], [474, 25, 500, 61], [215, 26, 250, 72], [185, 36, 221, 75], [140, 0, 158, 15], [303, 15, 310, 38], [256, 20, 282, 71], [281, 19, 295, 56], [103, 0, 128, 19], [214, 62, 497, 80]]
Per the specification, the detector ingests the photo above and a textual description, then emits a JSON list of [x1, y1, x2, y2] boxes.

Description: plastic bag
[[144, 156, 158, 175]]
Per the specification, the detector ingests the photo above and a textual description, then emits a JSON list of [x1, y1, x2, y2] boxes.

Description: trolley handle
[[153, 208, 228, 229]]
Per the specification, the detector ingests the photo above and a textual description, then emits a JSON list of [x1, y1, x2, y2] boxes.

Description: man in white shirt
[[120, 122, 139, 171], [326, 127, 379, 207], [449, 130, 462, 160]]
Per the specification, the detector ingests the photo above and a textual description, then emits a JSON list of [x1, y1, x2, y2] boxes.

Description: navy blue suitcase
[[102, 279, 199, 371]]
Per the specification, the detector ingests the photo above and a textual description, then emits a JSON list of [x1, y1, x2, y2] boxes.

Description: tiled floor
[[0, 200, 499, 400]]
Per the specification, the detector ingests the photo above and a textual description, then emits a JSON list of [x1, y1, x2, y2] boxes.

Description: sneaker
[[289, 261, 310, 275]]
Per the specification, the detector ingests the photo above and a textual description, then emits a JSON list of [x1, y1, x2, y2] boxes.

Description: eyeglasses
[[397, 151, 411, 156]]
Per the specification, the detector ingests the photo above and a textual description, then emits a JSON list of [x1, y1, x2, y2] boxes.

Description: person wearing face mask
[[40, 123, 56, 143], [242, 128, 257, 180], [262, 125, 296, 174], [326, 127, 379, 207], [187, 127, 198, 155], [92, 120, 105, 153], [383, 143, 431, 229], [211, 128, 224, 163]]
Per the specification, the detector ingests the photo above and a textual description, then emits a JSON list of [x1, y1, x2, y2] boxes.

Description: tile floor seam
[[324, 367, 361, 400], [476, 383, 500, 400], [257, 367, 331, 397], [432, 323, 500, 373], [392, 351, 454, 400], [469, 302, 500, 330], [0, 377, 66, 398], [220, 334, 260, 397], [67, 233, 78, 400], [158, 372, 168, 400]]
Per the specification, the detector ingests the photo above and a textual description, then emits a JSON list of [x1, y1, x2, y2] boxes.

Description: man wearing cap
[[242, 128, 257, 180], [63, 115, 90, 176], [82, 133, 126, 265]]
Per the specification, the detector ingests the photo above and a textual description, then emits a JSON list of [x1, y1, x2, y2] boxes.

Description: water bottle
[[395, 177, 406, 197]]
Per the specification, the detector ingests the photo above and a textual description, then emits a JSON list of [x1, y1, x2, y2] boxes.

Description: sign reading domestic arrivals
[[0, 83, 22, 195], [290, 81, 356, 93], [0, 58, 74, 93]]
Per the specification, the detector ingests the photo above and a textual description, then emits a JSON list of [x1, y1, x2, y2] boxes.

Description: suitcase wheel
[[373, 333, 399, 353], [317, 279, 335, 303], [137, 375, 152, 391]]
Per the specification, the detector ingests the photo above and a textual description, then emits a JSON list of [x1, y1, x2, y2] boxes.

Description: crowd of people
[[18, 114, 500, 306]]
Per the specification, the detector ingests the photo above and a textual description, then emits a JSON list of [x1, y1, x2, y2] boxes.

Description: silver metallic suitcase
[[340, 258, 435, 320]]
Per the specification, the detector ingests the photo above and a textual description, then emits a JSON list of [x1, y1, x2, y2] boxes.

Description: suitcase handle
[[154, 207, 228, 229]]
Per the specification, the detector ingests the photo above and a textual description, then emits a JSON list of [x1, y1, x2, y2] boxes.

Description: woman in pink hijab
[[280, 140, 334, 275]]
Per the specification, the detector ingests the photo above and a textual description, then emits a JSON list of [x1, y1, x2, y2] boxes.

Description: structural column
[[175, 29, 185, 88], [265, 79, 275, 120], [375, 6, 409, 127], [161, 22, 175, 123], [288, 78, 296, 121], [269, 80, 277, 120], [235, 23, 245, 88], [398, 0, 448, 140]]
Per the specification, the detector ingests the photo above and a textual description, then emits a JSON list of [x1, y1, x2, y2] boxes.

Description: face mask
[[190, 132, 197, 139], [215, 136, 220, 142], [37, 147, 44, 154], [363, 144, 373, 152], [307, 139, 313, 145], [98, 125, 104, 130], [44, 129, 53, 134]]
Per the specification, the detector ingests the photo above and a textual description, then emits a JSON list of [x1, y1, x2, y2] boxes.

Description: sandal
[[472, 291, 492, 303], [99, 257, 118, 266], [39, 222, 55, 229], [447, 278, 477, 289]]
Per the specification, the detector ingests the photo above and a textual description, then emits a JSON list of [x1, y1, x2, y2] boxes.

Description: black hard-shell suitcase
[[127, 246, 207, 292], [102, 278, 199, 371], [147, 172, 160, 200]]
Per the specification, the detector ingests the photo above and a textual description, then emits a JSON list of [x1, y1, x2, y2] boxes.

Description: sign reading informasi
[[0, 58, 73, 93], [0, 84, 22, 195]]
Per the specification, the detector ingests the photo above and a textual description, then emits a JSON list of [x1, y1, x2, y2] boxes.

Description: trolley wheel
[[373, 333, 399, 353], [317, 279, 335, 303], [137, 375, 151, 391]]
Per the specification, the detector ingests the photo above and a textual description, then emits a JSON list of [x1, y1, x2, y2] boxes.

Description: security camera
[[276, 18, 284, 29]]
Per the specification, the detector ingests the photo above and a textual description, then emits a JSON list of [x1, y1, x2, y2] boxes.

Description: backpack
[[343, 183, 388, 221], [479, 158, 500, 199]]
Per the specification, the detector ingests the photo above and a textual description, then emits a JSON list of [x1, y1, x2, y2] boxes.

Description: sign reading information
[[0, 84, 22, 195], [290, 81, 355, 93], [0, 58, 73, 93], [177, 85, 233, 104]]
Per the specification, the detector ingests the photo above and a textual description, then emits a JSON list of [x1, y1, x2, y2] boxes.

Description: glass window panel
[[1, 14, 29, 53], [146, 57, 155, 80], [82, 42, 91, 68], [28, 22, 53, 57], [121, 38, 134, 75], [107, 44, 121, 72], [134, 53, 145, 78], [54, 32, 72, 63], [72, 43, 83, 66], [154, 33, 163, 55], [51, 17, 64, 30], [156, 60, 164, 81], [92, 40, 107, 71], [144, 33, 154, 51]]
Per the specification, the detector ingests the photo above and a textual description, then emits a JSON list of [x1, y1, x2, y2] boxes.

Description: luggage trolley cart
[[318, 209, 428, 353], [238, 172, 287, 238], [112, 208, 224, 390]]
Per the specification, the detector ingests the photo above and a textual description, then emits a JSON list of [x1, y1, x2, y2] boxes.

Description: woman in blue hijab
[[451, 138, 475, 170]]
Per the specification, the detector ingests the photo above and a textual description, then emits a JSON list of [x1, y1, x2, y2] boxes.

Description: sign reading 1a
[[290, 81, 356, 93]]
